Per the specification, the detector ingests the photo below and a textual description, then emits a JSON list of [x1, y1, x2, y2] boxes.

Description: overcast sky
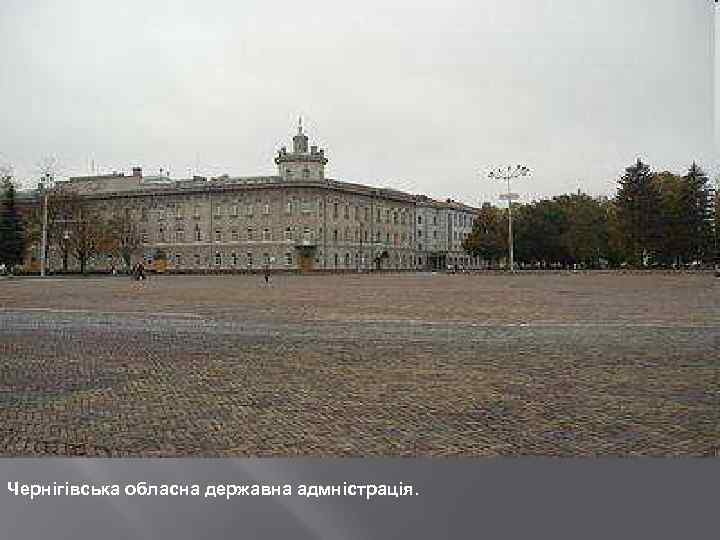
[[0, 0, 716, 205]]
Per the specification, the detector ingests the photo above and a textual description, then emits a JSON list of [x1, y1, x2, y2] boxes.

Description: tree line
[[464, 160, 719, 268]]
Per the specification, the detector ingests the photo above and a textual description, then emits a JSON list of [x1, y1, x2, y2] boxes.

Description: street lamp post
[[488, 165, 531, 272], [39, 173, 52, 278]]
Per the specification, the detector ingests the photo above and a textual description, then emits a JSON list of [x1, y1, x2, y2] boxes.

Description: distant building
[[23, 121, 481, 272]]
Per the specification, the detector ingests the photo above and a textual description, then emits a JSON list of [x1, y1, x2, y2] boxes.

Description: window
[[344, 253, 350, 267], [247, 227, 253, 240], [386, 233, 390, 244], [194, 254, 200, 266], [301, 200, 314, 214], [195, 225, 201, 241], [393, 212, 398, 225], [215, 252, 221, 266], [263, 203, 270, 215], [418, 216, 422, 225], [263, 228, 271, 241], [385, 209, 390, 223], [286, 201, 292, 214], [158, 227, 165, 242], [333, 202, 338, 219], [433, 216, 437, 226], [364, 207, 369, 221], [333, 229, 338, 242], [419, 243, 423, 251], [231, 229, 239, 241], [364, 230, 368, 242], [231, 252, 238, 266], [344, 205, 349, 219], [141, 230, 148, 243], [215, 230, 222, 242], [245, 204, 253, 216], [334, 253, 339, 267], [284, 227, 293, 241], [176, 229, 185, 242], [193, 205, 200, 218], [176, 205, 183, 218], [247, 252, 253, 267], [303, 168, 310, 178], [263, 253, 270, 265], [394, 233, 399, 246], [400, 212, 405, 225], [418, 230, 423, 238], [377, 209, 381, 221], [175, 254, 182, 266], [433, 230, 437, 239], [285, 252, 292, 266], [215, 205, 222, 218]]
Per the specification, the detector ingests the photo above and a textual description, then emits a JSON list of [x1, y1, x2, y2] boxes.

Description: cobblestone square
[[1, 273, 718, 456]]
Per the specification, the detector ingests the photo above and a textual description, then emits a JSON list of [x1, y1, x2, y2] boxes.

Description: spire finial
[[298, 116, 303, 134]]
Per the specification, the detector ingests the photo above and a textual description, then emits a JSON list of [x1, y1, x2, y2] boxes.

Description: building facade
[[33, 122, 482, 272]]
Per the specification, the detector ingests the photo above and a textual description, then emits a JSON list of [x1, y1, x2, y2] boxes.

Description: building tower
[[275, 117, 329, 181]]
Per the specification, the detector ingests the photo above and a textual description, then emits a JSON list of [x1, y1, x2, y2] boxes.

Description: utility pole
[[39, 172, 52, 278], [488, 165, 531, 272]]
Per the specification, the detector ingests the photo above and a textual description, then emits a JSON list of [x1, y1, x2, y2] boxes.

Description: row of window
[[175, 252, 285, 267], [416, 215, 439, 226], [145, 225, 416, 246], [128, 201, 416, 225], [168, 252, 418, 268]]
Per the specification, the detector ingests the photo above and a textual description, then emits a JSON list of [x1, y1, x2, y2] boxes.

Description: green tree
[[653, 171, 686, 266], [556, 192, 609, 268], [513, 199, 568, 266], [0, 173, 26, 272], [653, 165, 713, 266], [463, 203, 506, 266], [603, 198, 628, 267], [615, 159, 662, 266], [682, 163, 713, 263]]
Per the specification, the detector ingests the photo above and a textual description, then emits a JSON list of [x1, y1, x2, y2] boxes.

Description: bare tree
[[107, 207, 143, 271], [65, 201, 114, 274]]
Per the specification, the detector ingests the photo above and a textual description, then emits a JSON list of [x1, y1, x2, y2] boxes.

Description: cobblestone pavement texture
[[1, 273, 718, 456]]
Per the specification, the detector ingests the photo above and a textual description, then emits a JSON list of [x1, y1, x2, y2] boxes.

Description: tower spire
[[298, 116, 303, 134]]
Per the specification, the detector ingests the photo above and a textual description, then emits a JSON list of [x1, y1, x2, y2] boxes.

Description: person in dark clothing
[[263, 264, 270, 285]]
